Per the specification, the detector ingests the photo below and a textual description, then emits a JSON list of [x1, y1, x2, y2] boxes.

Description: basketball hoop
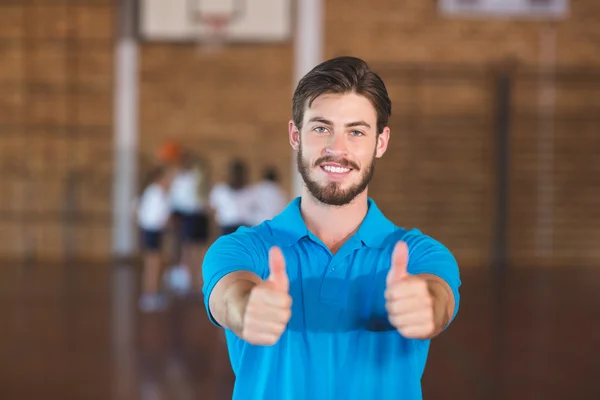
[[192, 12, 230, 54]]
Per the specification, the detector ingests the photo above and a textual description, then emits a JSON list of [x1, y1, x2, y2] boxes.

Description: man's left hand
[[384, 241, 436, 339]]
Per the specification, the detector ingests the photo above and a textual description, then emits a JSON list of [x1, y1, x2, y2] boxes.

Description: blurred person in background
[[209, 159, 252, 236], [136, 163, 177, 312], [246, 166, 287, 226], [155, 140, 187, 292], [168, 151, 212, 293]]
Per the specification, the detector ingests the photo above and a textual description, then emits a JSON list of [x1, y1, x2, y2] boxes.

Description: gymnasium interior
[[0, 0, 598, 399]]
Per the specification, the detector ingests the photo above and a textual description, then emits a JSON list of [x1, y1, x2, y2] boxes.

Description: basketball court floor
[[0, 262, 598, 399]]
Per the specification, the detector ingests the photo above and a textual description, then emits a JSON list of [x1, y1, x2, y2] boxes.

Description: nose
[[325, 132, 347, 156]]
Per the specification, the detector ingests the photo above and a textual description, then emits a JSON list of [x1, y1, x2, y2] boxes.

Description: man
[[202, 56, 461, 399]]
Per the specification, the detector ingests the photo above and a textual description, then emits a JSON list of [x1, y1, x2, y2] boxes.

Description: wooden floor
[[0, 262, 599, 400]]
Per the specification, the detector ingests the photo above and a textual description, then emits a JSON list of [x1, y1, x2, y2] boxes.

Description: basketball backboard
[[138, 0, 292, 43]]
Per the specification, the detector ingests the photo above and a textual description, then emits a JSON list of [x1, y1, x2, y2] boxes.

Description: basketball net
[[192, 13, 230, 54]]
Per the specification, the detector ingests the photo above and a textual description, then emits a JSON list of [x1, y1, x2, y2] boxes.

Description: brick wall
[[322, 0, 600, 268], [0, 1, 115, 261], [1, 0, 599, 266], [139, 44, 295, 189], [140, 1, 600, 268]]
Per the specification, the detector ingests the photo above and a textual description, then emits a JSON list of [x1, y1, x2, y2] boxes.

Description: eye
[[314, 126, 329, 134], [350, 130, 365, 137]]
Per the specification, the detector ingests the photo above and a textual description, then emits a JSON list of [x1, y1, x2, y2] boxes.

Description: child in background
[[209, 159, 252, 236], [245, 166, 287, 226], [168, 152, 211, 293], [137, 164, 177, 312]]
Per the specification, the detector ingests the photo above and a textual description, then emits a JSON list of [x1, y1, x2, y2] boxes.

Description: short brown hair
[[292, 56, 392, 134]]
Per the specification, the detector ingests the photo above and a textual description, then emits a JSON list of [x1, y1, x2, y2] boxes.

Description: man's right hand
[[241, 246, 292, 346]]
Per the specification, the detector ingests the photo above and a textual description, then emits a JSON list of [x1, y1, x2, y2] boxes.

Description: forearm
[[420, 274, 455, 339], [208, 271, 261, 337], [222, 279, 256, 336]]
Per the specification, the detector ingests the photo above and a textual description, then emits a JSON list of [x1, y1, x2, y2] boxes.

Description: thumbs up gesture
[[241, 246, 292, 346], [385, 241, 435, 339]]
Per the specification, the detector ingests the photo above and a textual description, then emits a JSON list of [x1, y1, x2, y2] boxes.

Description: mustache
[[314, 156, 360, 170]]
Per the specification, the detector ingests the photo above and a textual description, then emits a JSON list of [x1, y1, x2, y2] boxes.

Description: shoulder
[[142, 184, 163, 198], [203, 222, 288, 286], [211, 182, 226, 191], [176, 171, 195, 184], [238, 185, 256, 198], [207, 222, 282, 260], [379, 227, 457, 265], [171, 172, 184, 183], [209, 183, 227, 197]]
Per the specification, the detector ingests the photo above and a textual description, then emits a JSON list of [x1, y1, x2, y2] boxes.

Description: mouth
[[319, 163, 353, 177]]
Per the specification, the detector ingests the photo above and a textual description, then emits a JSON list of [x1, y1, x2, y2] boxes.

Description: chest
[[280, 242, 395, 333]]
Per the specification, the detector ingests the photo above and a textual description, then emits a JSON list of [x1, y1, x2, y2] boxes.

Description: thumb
[[387, 241, 409, 285], [267, 246, 289, 291]]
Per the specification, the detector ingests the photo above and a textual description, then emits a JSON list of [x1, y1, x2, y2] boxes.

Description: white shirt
[[170, 170, 207, 214], [246, 180, 287, 226], [137, 184, 171, 231], [209, 183, 252, 227]]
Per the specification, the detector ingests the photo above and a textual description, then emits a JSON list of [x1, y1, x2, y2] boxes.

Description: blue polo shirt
[[202, 198, 461, 400]]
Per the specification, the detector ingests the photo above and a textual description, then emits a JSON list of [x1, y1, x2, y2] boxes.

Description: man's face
[[289, 92, 390, 206]]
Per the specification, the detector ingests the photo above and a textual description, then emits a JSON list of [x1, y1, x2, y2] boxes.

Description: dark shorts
[[180, 212, 209, 243], [141, 229, 163, 251], [171, 210, 185, 221]]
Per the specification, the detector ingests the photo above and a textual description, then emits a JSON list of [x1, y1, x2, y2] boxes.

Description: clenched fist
[[241, 246, 292, 346], [385, 241, 436, 339]]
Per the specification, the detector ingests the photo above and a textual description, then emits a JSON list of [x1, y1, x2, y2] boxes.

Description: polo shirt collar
[[270, 197, 396, 248], [355, 199, 397, 248], [269, 197, 309, 246]]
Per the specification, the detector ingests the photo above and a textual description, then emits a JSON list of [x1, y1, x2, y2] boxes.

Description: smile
[[320, 164, 352, 174]]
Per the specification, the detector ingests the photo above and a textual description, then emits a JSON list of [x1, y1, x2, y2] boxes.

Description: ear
[[375, 126, 390, 158], [289, 120, 300, 151]]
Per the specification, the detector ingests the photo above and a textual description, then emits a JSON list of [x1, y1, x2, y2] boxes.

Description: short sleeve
[[201, 232, 265, 326], [402, 230, 462, 326]]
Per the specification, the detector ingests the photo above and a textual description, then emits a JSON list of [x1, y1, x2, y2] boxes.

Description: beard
[[296, 144, 376, 206]]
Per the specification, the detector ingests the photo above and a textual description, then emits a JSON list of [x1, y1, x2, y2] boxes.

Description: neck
[[300, 187, 369, 253]]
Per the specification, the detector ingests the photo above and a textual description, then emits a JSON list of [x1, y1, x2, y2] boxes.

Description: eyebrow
[[308, 117, 371, 129]]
